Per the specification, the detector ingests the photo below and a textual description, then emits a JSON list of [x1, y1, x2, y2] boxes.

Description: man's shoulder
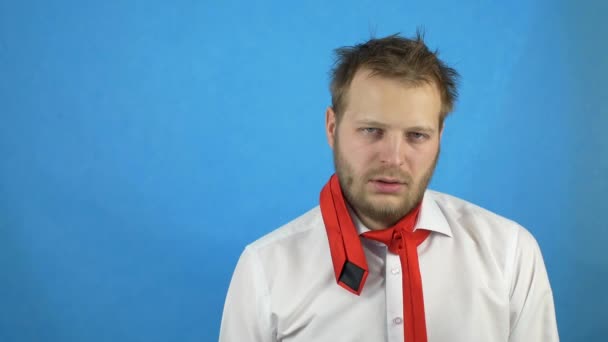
[[426, 189, 527, 236], [426, 189, 543, 266], [246, 206, 325, 252], [428, 189, 516, 223]]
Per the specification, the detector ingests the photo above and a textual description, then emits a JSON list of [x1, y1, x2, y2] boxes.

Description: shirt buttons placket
[[393, 317, 403, 325]]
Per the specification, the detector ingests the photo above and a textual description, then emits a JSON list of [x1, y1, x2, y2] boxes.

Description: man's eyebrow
[[407, 126, 436, 134], [354, 119, 436, 133], [353, 119, 390, 128]]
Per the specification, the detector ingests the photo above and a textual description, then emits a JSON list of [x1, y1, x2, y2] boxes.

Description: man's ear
[[326, 107, 337, 150]]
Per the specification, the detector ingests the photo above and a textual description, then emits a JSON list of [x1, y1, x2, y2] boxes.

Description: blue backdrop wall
[[1, 1, 606, 341]]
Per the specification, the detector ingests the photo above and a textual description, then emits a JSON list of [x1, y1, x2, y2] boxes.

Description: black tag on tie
[[339, 261, 365, 292]]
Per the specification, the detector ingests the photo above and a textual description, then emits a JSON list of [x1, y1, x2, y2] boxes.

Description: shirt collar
[[347, 190, 453, 237], [416, 190, 452, 237]]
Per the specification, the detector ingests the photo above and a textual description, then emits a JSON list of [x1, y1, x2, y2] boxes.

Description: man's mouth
[[371, 177, 406, 184], [369, 177, 406, 193]]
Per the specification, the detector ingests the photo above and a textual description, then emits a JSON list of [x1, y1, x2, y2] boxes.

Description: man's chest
[[269, 241, 510, 342]]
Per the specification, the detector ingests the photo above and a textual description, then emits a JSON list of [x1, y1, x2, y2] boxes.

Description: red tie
[[361, 218, 430, 342], [319, 174, 430, 342]]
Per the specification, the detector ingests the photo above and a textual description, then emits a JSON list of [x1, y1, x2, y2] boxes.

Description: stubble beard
[[333, 139, 439, 228]]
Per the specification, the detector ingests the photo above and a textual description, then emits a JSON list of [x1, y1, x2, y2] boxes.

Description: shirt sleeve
[[219, 246, 275, 342], [508, 227, 560, 342]]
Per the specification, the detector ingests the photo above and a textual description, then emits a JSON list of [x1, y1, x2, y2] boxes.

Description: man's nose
[[379, 134, 405, 166]]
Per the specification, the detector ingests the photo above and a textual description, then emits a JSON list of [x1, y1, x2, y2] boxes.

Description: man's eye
[[408, 132, 428, 141], [361, 128, 381, 135]]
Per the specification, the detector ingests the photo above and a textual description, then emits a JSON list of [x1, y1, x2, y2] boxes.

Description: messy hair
[[330, 31, 459, 126]]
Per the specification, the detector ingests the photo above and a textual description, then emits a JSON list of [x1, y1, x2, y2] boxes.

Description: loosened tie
[[361, 222, 430, 342]]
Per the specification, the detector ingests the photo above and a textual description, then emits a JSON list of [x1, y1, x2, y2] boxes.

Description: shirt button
[[391, 267, 400, 275], [393, 317, 403, 325]]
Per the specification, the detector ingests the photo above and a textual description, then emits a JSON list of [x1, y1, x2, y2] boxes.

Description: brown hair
[[330, 31, 459, 126]]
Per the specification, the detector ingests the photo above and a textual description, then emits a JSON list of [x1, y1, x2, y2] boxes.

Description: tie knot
[[388, 230, 404, 253], [361, 228, 430, 255], [361, 228, 407, 254]]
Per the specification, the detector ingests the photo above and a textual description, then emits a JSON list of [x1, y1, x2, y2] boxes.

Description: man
[[219, 32, 559, 342]]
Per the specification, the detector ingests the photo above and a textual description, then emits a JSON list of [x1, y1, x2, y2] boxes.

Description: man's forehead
[[341, 70, 442, 124]]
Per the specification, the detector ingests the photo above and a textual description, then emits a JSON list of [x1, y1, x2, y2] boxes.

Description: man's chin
[[364, 193, 407, 207], [362, 200, 409, 217]]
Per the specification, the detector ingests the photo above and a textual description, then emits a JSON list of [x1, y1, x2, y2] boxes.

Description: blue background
[[1, 0, 606, 341]]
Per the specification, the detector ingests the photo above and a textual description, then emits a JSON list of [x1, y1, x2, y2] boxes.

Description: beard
[[333, 139, 439, 228]]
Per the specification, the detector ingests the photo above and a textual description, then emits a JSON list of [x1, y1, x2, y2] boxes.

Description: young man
[[219, 33, 559, 342]]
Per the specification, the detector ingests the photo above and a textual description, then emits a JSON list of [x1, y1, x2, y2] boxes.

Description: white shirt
[[219, 190, 559, 341]]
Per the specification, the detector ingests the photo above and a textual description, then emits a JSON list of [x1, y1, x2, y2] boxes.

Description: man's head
[[325, 32, 459, 230]]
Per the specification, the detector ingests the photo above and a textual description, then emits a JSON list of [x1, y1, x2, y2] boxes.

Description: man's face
[[326, 69, 443, 230]]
